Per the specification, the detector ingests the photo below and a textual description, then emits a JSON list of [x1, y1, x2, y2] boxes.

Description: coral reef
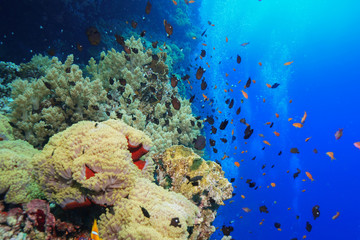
[[0, 114, 14, 141], [35, 119, 152, 210], [9, 54, 107, 147], [0, 199, 81, 239], [153, 145, 234, 240], [0, 139, 44, 204], [98, 178, 201, 240]]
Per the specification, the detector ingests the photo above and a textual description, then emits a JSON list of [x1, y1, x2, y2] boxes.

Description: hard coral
[[154, 145, 234, 240]]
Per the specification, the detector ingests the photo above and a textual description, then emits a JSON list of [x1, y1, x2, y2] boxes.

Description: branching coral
[[153, 145, 234, 240]]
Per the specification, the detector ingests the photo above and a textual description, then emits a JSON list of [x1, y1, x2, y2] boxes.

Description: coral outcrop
[[35, 119, 153, 209], [153, 145, 234, 239], [0, 139, 43, 204]]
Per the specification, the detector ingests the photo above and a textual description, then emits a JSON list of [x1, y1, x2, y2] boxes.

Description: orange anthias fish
[[234, 162, 240, 167], [263, 140, 271, 146], [284, 61, 294, 65], [332, 212, 340, 220], [266, 83, 272, 88], [301, 111, 307, 124], [293, 123, 303, 128], [326, 152, 335, 160], [226, 36, 228, 42], [241, 42, 250, 46], [242, 207, 251, 213], [288, 118, 293, 121], [273, 131, 280, 137], [258, 62, 262, 66], [354, 142, 360, 149], [305, 171, 314, 181], [305, 137, 311, 142], [172, 0, 178, 5], [91, 220, 102, 240], [241, 90, 248, 99], [275, 113, 279, 118]]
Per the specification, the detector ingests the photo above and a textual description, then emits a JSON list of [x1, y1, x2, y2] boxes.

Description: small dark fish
[[171, 75, 178, 88], [249, 182, 256, 188], [196, 66, 206, 80], [209, 139, 216, 146], [206, 116, 214, 125], [182, 74, 190, 81], [119, 78, 127, 86], [201, 79, 207, 90], [221, 225, 234, 236], [293, 168, 301, 179], [115, 34, 125, 46], [220, 120, 229, 130], [305, 222, 312, 232], [208, 21, 212, 25], [240, 118, 246, 124], [189, 176, 203, 182], [262, 147, 265, 150], [213, 148, 218, 153], [271, 83, 280, 88], [86, 26, 101, 46], [163, 19, 173, 37], [145, 0, 152, 14], [131, 20, 138, 29], [237, 55, 241, 64], [246, 179, 252, 183], [229, 99, 234, 109], [231, 136, 236, 142], [244, 125, 254, 139], [271, 165, 275, 168], [278, 151, 282, 156], [252, 156, 256, 160], [312, 205, 320, 220], [131, 48, 139, 54], [47, 48, 56, 56], [230, 178, 235, 183], [290, 148, 300, 154], [194, 135, 206, 150], [246, 77, 251, 88], [259, 205, 269, 213], [171, 97, 181, 110], [140, 30, 146, 37], [261, 164, 266, 170], [201, 29, 207, 36], [201, 50, 206, 57], [313, 148, 318, 154], [236, 107, 241, 115], [189, 95, 195, 103], [291, 238, 298, 240], [141, 206, 150, 218], [296, 215, 300, 220], [270, 122, 274, 128], [220, 138, 227, 143], [225, 99, 230, 104], [170, 217, 181, 228], [211, 126, 217, 134], [274, 222, 281, 228], [152, 41, 158, 48]]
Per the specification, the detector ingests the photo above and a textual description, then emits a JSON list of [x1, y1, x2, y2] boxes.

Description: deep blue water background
[[195, 0, 360, 239], [1, 0, 360, 239]]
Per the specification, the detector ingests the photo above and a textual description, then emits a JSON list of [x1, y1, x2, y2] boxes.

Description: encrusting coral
[[153, 145, 234, 240], [35, 119, 153, 210]]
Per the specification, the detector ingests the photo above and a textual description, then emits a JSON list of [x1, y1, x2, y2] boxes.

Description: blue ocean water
[[195, 0, 360, 239], [0, 0, 359, 239]]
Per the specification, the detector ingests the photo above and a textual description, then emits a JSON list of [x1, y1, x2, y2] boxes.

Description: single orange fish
[[266, 83, 272, 88], [293, 123, 303, 128], [258, 62, 262, 66], [232, 129, 234, 135], [273, 131, 280, 137], [301, 111, 307, 124], [226, 36, 228, 42], [305, 171, 314, 181], [241, 90, 248, 99], [263, 140, 271, 146], [265, 122, 271, 125], [332, 212, 340, 220], [202, 43, 207, 46], [305, 137, 311, 142], [199, 56, 203, 60], [234, 162, 240, 167], [241, 195, 245, 199], [225, 73, 229, 77], [252, 79, 256, 83], [189, 0, 195, 3], [224, 89, 228, 93], [242, 207, 251, 213], [214, 85, 217, 89], [326, 152, 335, 160], [263, 98, 266, 103], [289, 99, 293, 103], [202, 93, 208, 100], [354, 142, 360, 149], [284, 61, 294, 65], [270, 182, 276, 187], [241, 42, 250, 46], [288, 118, 293, 121], [275, 113, 279, 118]]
